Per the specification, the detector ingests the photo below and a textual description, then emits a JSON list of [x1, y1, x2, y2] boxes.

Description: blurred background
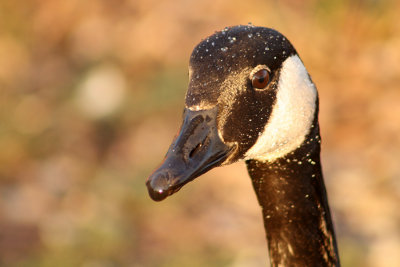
[[1, 0, 399, 266]]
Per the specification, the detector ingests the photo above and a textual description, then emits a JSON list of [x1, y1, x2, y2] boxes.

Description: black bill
[[146, 107, 234, 201]]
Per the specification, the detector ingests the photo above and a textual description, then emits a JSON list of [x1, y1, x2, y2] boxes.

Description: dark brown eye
[[251, 69, 270, 89]]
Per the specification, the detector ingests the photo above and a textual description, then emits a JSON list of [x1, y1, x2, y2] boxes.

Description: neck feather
[[246, 122, 340, 267]]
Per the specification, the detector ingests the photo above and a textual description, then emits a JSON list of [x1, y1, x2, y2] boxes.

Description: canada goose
[[146, 25, 340, 266]]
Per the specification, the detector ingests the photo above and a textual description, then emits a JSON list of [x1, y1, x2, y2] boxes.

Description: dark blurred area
[[0, 0, 399, 266]]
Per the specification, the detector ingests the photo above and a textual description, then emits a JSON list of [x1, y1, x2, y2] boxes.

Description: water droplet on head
[[221, 47, 228, 52], [248, 33, 253, 38]]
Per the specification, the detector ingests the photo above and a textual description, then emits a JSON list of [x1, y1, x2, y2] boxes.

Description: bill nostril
[[188, 136, 209, 159], [189, 143, 202, 158]]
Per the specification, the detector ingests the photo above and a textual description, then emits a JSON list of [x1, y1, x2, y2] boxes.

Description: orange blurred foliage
[[0, 0, 399, 266]]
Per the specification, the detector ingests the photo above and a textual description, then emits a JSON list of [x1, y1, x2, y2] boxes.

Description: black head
[[147, 25, 317, 200]]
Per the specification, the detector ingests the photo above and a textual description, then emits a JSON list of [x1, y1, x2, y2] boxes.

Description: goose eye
[[251, 69, 270, 89]]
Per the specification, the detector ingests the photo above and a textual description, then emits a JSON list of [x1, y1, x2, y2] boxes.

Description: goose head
[[147, 25, 317, 201]]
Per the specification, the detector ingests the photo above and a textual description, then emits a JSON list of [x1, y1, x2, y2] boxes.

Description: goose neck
[[245, 125, 340, 266]]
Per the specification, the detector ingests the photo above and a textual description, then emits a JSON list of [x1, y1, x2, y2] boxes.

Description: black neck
[[246, 122, 340, 266]]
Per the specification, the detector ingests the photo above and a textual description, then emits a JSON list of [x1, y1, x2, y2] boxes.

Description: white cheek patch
[[244, 55, 317, 162]]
